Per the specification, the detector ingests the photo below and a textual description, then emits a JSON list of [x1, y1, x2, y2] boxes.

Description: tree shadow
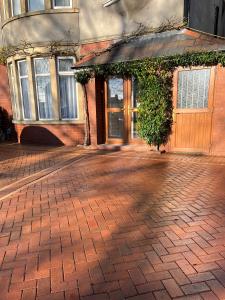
[[0, 107, 17, 142], [20, 126, 64, 146], [1, 152, 225, 299]]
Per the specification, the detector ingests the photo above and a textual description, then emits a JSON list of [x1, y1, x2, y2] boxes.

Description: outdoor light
[[103, 0, 120, 7]]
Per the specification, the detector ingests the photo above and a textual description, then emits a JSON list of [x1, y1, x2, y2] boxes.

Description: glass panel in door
[[130, 77, 139, 140], [108, 112, 124, 139], [107, 78, 124, 108]]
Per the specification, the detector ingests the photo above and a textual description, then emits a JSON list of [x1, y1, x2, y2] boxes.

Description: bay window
[[28, 0, 45, 11], [53, 0, 72, 8], [11, 0, 21, 16], [34, 58, 53, 120], [10, 56, 79, 122], [18, 60, 32, 120], [58, 57, 78, 119]]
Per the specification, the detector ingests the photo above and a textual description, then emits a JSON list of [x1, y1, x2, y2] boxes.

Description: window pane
[[18, 61, 28, 77], [108, 112, 124, 138], [132, 77, 139, 108], [34, 58, 52, 120], [131, 112, 138, 139], [35, 58, 50, 74], [54, 0, 71, 7], [58, 58, 74, 72], [36, 77, 52, 119], [21, 78, 31, 119], [177, 69, 211, 109], [108, 78, 124, 108], [11, 0, 21, 16], [28, 0, 45, 11], [9, 64, 18, 119], [59, 75, 77, 119], [18, 60, 31, 120]]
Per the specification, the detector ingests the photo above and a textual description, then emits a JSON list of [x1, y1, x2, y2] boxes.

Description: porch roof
[[74, 29, 225, 68]]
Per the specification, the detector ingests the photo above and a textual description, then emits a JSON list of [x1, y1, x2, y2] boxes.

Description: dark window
[[214, 6, 220, 36], [184, 0, 190, 25]]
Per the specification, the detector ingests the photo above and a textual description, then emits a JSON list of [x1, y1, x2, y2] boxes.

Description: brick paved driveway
[[1, 148, 225, 300]]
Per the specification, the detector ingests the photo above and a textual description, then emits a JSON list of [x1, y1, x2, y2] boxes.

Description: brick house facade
[[0, 0, 225, 155], [76, 29, 225, 156]]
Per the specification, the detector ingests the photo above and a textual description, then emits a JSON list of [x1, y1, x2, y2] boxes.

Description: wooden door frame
[[104, 77, 129, 144], [104, 76, 143, 145], [170, 66, 216, 153], [127, 77, 143, 144]]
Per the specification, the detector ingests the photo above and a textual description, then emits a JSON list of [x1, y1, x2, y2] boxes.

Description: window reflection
[[107, 77, 124, 108]]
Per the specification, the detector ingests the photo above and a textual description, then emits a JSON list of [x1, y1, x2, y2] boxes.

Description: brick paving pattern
[[0, 148, 225, 299], [0, 144, 85, 189]]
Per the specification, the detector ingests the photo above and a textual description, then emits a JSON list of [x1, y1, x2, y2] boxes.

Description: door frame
[[169, 66, 216, 153], [104, 77, 128, 144], [104, 76, 142, 145]]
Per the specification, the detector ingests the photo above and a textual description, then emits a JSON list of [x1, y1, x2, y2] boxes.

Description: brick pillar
[[86, 78, 97, 146], [15, 124, 23, 143]]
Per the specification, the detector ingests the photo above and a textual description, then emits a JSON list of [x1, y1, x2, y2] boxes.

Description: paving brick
[[181, 282, 210, 295], [22, 288, 36, 300], [162, 278, 184, 298], [201, 291, 219, 300], [194, 262, 219, 273], [137, 281, 164, 294], [212, 269, 225, 286], [146, 271, 172, 282], [170, 268, 190, 285], [119, 279, 137, 297], [128, 267, 146, 285], [154, 289, 172, 300], [207, 279, 225, 299], [127, 293, 155, 300], [188, 272, 215, 283], [0, 148, 225, 300]]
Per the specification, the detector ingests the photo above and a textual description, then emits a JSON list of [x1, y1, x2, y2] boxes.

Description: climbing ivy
[[75, 50, 225, 149]]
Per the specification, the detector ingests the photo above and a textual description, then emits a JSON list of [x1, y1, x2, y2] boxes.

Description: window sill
[[2, 8, 79, 27], [13, 120, 85, 125]]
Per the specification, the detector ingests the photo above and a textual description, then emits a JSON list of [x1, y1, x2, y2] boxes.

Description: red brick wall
[[86, 78, 97, 146], [211, 65, 225, 156], [0, 65, 12, 116], [79, 40, 113, 65], [16, 124, 85, 146]]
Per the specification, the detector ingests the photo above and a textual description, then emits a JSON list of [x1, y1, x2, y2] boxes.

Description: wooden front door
[[171, 67, 215, 154], [105, 77, 140, 144]]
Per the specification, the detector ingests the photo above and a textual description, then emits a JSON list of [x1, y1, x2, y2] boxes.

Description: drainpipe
[[82, 84, 91, 146]]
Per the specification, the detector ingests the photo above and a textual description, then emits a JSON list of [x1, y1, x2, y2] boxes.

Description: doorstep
[[97, 143, 155, 152]]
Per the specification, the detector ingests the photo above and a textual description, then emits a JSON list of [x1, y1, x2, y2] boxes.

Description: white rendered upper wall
[[79, 0, 185, 42], [1, 0, 185, 47], [1, 0, 225, 48]]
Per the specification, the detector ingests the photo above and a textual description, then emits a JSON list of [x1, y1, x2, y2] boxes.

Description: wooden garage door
[[171, 67, 215, 154]]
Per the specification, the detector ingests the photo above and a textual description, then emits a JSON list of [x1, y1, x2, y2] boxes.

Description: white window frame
[[27, 0, 45, 12], [57, 56, 79, 120], [34, 57, 53, 121], [18, 60, 32, 120], [8, 63, 19, 120], [10, 0, 21, 17], [53, 0, 72, 9], [3, 0, 7, 20]]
